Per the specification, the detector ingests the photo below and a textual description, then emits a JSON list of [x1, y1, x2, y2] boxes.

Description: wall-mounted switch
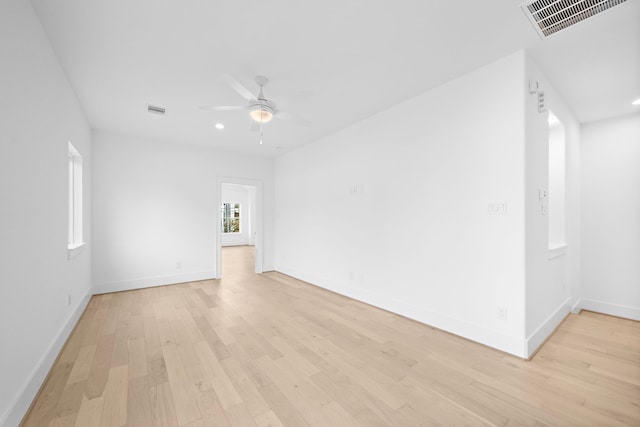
[[348, 184, 365, 196], [488, 203, 507, 214]]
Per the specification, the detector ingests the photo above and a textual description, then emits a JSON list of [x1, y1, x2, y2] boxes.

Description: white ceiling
[[30, 0, 640, 156]]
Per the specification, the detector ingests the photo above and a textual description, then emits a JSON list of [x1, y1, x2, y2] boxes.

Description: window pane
[[68, 155, 74, 245], [68, 142, 83, 248], [221, 203, 241, 233]]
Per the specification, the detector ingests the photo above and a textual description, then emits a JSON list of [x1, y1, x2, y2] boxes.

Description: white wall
[[221, 184, 252, 246], [92, 131, 274, 293], [579, 113, 640, 319], [524, 58, 581, 355], [0, 0, 92, 425], [276, 51, 528, 356]]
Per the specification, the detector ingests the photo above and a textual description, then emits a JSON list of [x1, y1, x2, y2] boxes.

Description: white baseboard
[[525, 298, 571, 358], [572, 298, 640, 321], [1, 293, 91, 427], [94, 270, 216, 294], [262, 264, 275, 272], [276, 265, 527, 358]]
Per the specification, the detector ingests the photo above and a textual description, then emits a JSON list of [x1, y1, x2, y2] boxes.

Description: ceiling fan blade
[[222, 74, 255, 101], [278, 111, 311, 127], [275, 89, 313, 108], [199, 105, 245, 111]]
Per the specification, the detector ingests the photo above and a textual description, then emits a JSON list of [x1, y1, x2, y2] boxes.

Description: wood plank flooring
[[22, 246, 640, 426]]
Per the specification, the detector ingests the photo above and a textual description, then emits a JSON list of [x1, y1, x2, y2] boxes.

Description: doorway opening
[[216, 178, 263, 278]]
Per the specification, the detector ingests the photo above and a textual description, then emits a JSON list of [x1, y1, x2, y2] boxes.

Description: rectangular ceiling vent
[[521, 0, 627, 38], [146, 104, 166, 115]]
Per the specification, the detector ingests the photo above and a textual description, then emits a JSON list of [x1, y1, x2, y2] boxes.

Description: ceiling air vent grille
[[521, 0, 627, 38], [146, 104, 166, 115]]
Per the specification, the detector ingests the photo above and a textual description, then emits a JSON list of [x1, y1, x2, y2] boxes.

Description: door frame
[[216, 176, 263, 278]]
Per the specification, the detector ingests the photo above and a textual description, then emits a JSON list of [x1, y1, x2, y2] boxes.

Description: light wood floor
[[23, 246, 640, 426]]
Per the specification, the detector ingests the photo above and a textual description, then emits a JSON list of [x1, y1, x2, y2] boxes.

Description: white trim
[[572, 298, 640, 321], [67, 241, 86, 260], [1, 292, 91, 427], [547, 243, 568, 259], [570, 298, 582, 314], [262, 264, 275, 272], [525, 297, 571, 357], [276, 265, 527, 358], [94, 270, 216, 294]]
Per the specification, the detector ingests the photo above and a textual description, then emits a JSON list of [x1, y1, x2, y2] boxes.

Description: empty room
[[1, 0, 639, 426]]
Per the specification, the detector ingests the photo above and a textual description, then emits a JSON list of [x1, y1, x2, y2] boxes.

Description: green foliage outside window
[[221, 203, 240, 233]]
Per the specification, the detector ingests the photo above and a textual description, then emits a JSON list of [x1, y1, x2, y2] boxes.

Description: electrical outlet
[[176, 261, 182, 270], [67, 294, 72, 307], [497, 306, 508, 321]]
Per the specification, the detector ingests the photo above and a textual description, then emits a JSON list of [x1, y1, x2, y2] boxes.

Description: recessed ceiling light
[[215, 123, 224, 130], [632, 98, 640, 106]]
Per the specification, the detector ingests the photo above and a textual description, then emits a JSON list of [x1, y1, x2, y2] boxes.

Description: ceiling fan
[[201, 75, 310, 134]]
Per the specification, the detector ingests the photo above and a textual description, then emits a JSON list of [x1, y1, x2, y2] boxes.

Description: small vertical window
[[221, 203, 240, 233], [68, 142, 83, 249], [548, 111, 566, 249]]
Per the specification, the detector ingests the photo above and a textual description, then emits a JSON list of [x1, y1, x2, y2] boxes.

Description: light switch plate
[[538, 188, 548, 200], [488, 203, 507, 214]]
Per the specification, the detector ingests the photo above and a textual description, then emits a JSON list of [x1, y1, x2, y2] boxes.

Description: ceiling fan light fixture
[[249, 104, 274, 123]]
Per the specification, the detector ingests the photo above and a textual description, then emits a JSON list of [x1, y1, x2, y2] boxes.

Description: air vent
[[521, 0, 627, 38], [146, 104, 166, 115]]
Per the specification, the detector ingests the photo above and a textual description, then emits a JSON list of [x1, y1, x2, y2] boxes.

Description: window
[[68, 142, 83, 250], [548, 111, 566, 250], [221, 203, 240, 233]]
